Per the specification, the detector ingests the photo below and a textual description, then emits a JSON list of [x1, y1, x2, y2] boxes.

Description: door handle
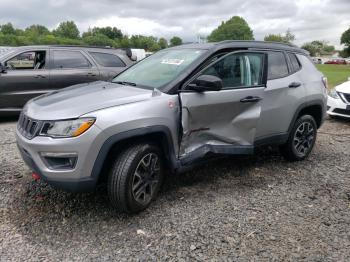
[[34, 75, 46, 79], [86, 72, 96, 77], [288, 82, 301, 88], [240, 96, 262, 103]]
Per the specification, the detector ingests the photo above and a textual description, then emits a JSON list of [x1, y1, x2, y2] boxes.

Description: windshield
[[0, 47, 16, 60], [112, 49, 206, 90]]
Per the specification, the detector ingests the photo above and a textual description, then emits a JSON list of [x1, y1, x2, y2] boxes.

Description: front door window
[[6, 51, 46, 70]]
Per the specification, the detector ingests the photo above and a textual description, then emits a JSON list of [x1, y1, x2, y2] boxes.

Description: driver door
[[179, 51, 267, 162], [0, 50, 49, 109]]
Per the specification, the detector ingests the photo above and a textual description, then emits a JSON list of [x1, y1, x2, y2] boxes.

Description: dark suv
[[0, 45, 134, 115]]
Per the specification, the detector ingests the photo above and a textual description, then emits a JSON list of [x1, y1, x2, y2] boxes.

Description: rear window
[[52, 50, 91, 69], [89, 52, 126, 67], [288, 53, 301, 73], [267, 51, 289, 80]]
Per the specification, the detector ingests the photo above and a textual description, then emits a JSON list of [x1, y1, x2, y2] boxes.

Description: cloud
[[0, 0, 349, 48]]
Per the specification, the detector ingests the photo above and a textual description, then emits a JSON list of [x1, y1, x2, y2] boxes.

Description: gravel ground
[[0, 117, 350, 261]]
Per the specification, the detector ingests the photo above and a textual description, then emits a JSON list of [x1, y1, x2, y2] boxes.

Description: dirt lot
[[0, 117, 349, 261]]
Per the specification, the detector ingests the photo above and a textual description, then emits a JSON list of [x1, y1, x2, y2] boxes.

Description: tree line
[[0, 21, 183, 51], [0, 17, 349, 57]]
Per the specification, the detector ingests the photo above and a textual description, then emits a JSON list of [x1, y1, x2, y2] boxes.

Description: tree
[[82, 33, 114, 47], [340, 27, 350, 57], [341, 28, 350, 46], [301, 43, 318, 57], [158, 37, 168, 49], [264, 29, 295, 43], [301, 40, 335, 56], [170, 36, 182, 46], [53, 21, 80, 39], [264, 34, 284, 42], [284, 29, 295, 43], [25, 25, 50, 36], [207, 16, 253, 42], [0, 23, 16, 35], [339, 48, 350, 58], [128, 35, 160, 51], [90, 26, 123, 39]]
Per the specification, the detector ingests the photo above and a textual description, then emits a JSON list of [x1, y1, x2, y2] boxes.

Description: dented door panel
[[179, 87, 264, 156]]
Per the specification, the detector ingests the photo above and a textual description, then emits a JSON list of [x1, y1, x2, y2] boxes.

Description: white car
[[327, 81, 350, 118]]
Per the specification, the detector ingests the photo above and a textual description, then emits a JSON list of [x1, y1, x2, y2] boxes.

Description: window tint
[[52, 51, 90, 69], [267, 51, 288, 80], [6, 51, 46, 70], [200, 52, 264, 88], [89, 52, 126, 67], [288, 53, 301, 73]]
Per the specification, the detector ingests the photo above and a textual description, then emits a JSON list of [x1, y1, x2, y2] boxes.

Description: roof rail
[[217, 40, 299, 48], [49, 45, 115, 49]]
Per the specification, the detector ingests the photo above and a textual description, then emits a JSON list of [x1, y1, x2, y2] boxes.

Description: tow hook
[[32, 172, 40, 181]]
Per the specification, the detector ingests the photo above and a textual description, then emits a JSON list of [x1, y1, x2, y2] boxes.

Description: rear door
[[87, 51, 128, 81], [49, 49, 99, 89], [0, 50, 49, 109], [255, 51, 305, 140], [179, 51, 267, 160]]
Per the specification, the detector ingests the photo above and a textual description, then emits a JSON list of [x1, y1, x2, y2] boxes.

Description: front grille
[[342, 93, 350, 103], [333, 108, 350, 116], [17, 113, 42, 139]]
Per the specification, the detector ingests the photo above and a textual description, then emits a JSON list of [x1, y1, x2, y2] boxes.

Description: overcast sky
[[0, 0, 349, 48]]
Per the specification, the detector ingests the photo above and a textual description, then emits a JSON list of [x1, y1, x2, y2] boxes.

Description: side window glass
[[201, 53, 264, 88], [53, 51, 90, 69], [288, 53, 301, 73], [89, 52, 126, 67], [267, 51, 289, 79], [6, 51, 46, 70]]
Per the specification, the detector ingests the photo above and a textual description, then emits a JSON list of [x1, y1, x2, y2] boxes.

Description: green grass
[[316, 64, 350, 88]]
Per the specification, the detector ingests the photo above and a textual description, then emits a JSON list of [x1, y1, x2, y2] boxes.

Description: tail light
[[322, 77, 328, 89]]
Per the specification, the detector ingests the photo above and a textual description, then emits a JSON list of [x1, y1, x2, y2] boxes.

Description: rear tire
[[280, 115, 317, 161], [108, 143, 164, 213]]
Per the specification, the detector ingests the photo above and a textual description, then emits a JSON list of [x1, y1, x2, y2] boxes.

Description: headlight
[[328, 88, 340, 99], [40, 118, 95, 138]]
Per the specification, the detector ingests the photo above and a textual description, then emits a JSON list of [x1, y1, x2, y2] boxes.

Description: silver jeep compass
[[16, 41, 327, 213]]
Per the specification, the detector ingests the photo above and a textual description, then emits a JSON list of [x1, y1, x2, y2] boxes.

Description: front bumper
[[16, 125, 108, 192], [327, 95, 350, 118]]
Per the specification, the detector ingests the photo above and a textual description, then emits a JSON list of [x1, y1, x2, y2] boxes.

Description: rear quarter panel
[[297, 54, 327, 114]]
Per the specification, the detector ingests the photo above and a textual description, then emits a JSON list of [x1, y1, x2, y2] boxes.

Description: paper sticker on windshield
[[161, 59, 184, 65]]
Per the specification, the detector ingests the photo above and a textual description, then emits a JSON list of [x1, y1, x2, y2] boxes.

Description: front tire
[[280, 115, 317, 161], [108, 143, 164, 213]]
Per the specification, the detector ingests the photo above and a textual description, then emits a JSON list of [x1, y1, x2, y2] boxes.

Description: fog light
[[40, 152, 78, 170]]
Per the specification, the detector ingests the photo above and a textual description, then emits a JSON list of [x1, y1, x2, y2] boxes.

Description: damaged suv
[[16, 41, 327, 213]]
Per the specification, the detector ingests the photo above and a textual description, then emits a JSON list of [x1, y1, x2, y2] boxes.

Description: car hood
[[25, 81, 154, 120], [335, 81, 350, 94]]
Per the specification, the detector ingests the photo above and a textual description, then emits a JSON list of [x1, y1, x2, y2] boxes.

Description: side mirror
[[0, 62, 6, 73], [188, 75, 223, 92]]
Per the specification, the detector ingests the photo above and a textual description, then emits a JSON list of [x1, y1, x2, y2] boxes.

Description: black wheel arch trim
[[91, 125, 179, 183], [287, 99, 326, 134]]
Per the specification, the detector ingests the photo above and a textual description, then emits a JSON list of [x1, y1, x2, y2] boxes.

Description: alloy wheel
[[293, 121, 315, 156], [132, 153, 160, 205]]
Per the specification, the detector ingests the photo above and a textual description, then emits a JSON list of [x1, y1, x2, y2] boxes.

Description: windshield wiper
[[114, 81, 137, 86]]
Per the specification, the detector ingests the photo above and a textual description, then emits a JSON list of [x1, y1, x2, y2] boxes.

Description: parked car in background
[[324, 59, 347, 65], [16, 41, 327, 213], [312, 57, 323, 64], [0, 45, 135, 115], [327, 80, 350, 118]]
